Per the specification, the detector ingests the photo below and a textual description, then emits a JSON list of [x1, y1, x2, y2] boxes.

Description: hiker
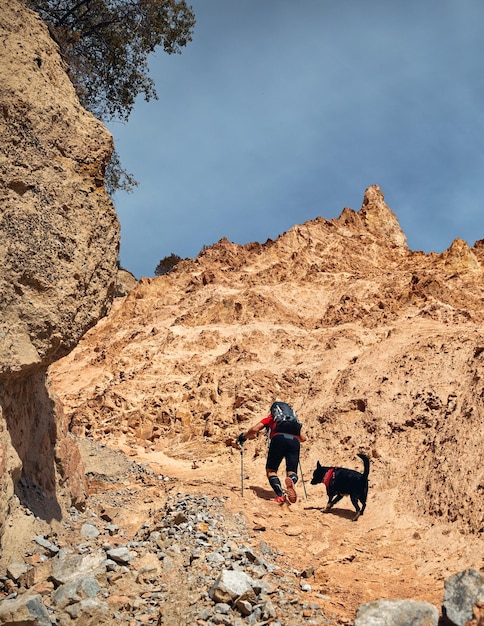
[[236, 401, 306, 504]]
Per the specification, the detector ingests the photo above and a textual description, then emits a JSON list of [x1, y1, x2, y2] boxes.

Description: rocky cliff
[[44, 184, 484, 622], [0, 0, 119, 558], [49, 185, 484, 536]]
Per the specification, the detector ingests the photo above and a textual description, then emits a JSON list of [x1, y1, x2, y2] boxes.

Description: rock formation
[[49, 184, 484, 537], [0, 0, 119, 561], [115, 268, 138, 297], [44, 183, 484, 621], [0, 2, 482, 621]]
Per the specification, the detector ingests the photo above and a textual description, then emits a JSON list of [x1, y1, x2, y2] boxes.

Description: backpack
[[270, 401, 301, 436]]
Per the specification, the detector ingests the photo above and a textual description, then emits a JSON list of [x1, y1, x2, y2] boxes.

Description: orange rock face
[[50, 185, 484, 537]]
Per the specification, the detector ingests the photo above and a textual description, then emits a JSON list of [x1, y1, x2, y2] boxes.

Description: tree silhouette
[[27, 0, 196, 193], [155, 253, 183, 276], [28, 0, 195, 121]]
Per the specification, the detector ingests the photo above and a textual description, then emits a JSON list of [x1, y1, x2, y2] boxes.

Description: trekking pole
[[299, 459, 308, 500], [240, 442, 244, 497], [296, 381, 313, 502]]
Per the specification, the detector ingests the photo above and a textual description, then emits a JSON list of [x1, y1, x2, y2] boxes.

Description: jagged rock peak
[[193, 188, 409, 278], [439, 238, 481, 271], [335, 185, 408, 248]]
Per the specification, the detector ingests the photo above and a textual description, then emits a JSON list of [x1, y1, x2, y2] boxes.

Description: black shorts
[[266, 434, 300, 474]]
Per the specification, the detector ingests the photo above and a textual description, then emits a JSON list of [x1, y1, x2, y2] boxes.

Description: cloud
[[110, 0, 484, 278]]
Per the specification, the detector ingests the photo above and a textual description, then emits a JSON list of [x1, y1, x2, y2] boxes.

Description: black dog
[[310, 453, 370, 521]]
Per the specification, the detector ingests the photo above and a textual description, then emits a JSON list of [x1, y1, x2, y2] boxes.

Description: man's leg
[[285, 440, 300, 503], [285, 474, 298, 503], [266, 438, 285, 501], [267, 470, 284, 499]]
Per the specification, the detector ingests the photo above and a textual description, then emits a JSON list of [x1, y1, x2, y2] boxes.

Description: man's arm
[[245, 420, 267, 440], [237, 419, 267, 445]]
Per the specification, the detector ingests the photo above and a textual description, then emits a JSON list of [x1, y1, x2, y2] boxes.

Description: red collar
[[323, 468, 334, 490]]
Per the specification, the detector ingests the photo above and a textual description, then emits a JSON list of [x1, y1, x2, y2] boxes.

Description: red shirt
[[261, 414, 277, 437], [261, 415, 302, 440]]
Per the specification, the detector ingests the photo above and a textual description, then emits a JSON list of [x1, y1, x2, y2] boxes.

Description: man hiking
[[237, 401, 306, 504]]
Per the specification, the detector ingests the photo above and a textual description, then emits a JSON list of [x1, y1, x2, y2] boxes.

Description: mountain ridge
[[48, 185, 484, 538]]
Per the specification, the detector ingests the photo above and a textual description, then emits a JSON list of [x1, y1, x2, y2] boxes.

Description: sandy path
[[111, 440, 483, 623]]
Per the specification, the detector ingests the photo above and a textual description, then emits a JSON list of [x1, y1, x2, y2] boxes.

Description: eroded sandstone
[[0, 0, 119, 557]]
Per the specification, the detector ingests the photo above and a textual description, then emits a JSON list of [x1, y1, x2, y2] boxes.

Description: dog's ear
[[317, 461, 322, 469]]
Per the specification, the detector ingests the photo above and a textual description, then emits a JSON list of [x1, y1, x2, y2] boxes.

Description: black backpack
[[270, 401, 301, 436]]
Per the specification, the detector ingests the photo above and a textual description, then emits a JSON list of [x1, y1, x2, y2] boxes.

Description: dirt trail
[[104, 437, 483, 623]]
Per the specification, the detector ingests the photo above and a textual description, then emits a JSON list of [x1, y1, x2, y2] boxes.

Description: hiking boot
[[275, 495, 286, 504], [285, 476, 297, 503]]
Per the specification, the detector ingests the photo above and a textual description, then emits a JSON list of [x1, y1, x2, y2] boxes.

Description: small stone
[[106, 547, 132, 565], [81, 522, 100, 539], [235, 599, 253, 616], [301, 567, 315, 578], [7, 563, 30, 581], [34, 536, 59, 555]]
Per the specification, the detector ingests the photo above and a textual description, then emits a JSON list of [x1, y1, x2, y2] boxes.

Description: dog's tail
[[357, 453, 370, 478]]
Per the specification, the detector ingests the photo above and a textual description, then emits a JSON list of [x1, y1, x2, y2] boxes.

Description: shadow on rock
[[1, 370, 62, 521]]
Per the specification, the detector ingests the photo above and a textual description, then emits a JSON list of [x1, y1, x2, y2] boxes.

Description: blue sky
[[108, 0, 484, 279]]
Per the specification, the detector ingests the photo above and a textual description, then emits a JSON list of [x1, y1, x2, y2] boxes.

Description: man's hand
[[236, 433, 247, 446]]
